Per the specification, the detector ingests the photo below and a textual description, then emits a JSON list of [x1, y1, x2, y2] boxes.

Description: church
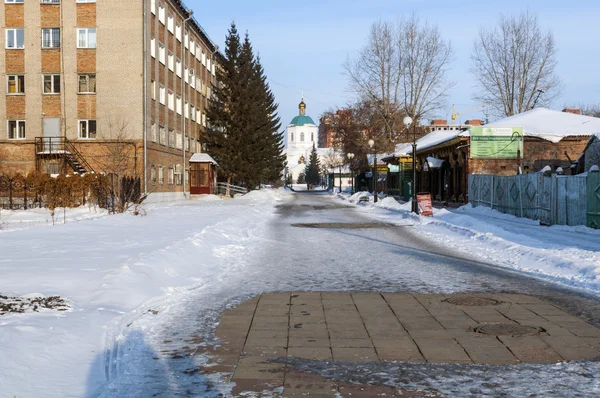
[[284, 98, 320, 182]]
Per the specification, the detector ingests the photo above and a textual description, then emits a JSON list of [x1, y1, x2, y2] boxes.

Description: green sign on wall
[[471, 127, 524, 159]]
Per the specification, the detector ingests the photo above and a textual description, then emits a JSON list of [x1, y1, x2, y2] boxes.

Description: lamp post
[[347, 152, 355, 194], [368, 139, 377, 203], [403, 116, 417, 213]]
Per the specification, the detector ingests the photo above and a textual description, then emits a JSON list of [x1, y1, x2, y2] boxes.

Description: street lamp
[[368, 139, 377, 203], [347, 152, 355, 194], [403, 116, 417, 213]]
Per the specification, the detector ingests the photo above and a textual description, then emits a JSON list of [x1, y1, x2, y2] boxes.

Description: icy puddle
[[198, 292, 600, 396]]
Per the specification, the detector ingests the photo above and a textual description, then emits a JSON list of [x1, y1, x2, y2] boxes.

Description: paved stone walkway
[[202, 292, 600, 396]]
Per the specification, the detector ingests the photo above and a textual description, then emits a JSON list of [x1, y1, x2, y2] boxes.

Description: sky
[[188, 0, 600, 131]]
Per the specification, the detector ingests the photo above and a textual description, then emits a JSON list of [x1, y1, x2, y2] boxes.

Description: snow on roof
[[189, 153, 219, 165], [391, 143, 413, 157], [416, 129, 468, 151], [483, 108, 600, 143]]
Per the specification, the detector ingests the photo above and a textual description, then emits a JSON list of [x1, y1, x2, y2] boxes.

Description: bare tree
[[578, 104, 600, 118], [471, 11, 561, 117], [344, 15, 454, 138]]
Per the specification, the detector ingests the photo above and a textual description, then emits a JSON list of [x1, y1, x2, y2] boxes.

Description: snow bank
[[0, 189, 288, 398], [0, 205, 109, 232]]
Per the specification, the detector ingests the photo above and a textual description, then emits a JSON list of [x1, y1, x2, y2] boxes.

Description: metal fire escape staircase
[[35, 137, 95, 174]]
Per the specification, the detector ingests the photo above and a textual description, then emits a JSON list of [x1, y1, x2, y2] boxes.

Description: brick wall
[[6, 96, 25, 119], [4, 4, 23, 27], [40, 4, 60, 27], [76, 3, 96, 27], [42, 95, 61, 118], [5, 50, 24, 73], [41, 49, 61, 73]]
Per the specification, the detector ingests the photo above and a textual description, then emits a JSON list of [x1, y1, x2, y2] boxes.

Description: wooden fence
[[469, 173, 589, 226]]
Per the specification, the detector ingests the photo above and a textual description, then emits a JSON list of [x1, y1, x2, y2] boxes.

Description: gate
[[588, 172, 600, 229]]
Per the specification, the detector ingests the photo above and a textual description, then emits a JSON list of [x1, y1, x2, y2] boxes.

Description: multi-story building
[[0, 0, 220, 201]]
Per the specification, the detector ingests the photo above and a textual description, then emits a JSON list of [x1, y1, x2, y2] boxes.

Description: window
[[79, 120, 96, 139], [168, 90, 174, 110], [42, 28, 60, 48], [168, 130, 175, 147], [158, 166, 164, 184], [190, 105, 195, 121], [159, 85, 165, 104], [6, 29, 24, 49], [189, 40, 195, 55], [196, 109, 202, 125], [159, 125, 166, 145], [150, 37, 155, 58], [150, 123, 157, 142], [311, 132, 314, 142], [176, 132, 182, 149], [207, 57, 211, 71], [184, 31, 188, 48], [151, 80, 156, 100], [175, 164, 182, 185], [78, 74, 96, 93], [7, 75, 25, 94], [76, 0, 96, 2], [184, 102, 189, 118], [151, 165, 157, 184], [300, 132, 304, 142], [201, 51, 206, 66], [77, 28, 96, 48], [158, 3, 165, 24], [167, 13, 174, 33], [6, 0, 24, 3], [158, 43, 165, 64], [168, 167, 174, 185], [189, 69, 195, 89], [184, 68, 188, 84], [43, 74, 60, 94], [168, 52, 174, 71], [291, 133, 294, 142], [7, 120, 25, 139], [175, 23, 182, 41], [150, 0, 155, 15], [176, 95, 182, 114], [175, 58, 181, 77]]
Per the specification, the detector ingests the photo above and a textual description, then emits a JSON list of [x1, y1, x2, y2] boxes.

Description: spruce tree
[[304, 143, 320, 188], [206, 24, 286, 190]]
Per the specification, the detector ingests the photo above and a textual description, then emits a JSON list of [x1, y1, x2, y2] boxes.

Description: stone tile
[[460, 308, 510, 324], [550, 345, 600, 361], [366, 328, 411, 339], [509, 347, 564, 363], [372, 338, 418, 349], [330, 338, 373, 348], [520, 303, 571, 317], [332, 347, 378, 362], [393, 308, 433, 319], [433, 316, 478, 329], [284, 370, 337, 396], [338, 382, 395, 397], [548, 321, 600, 337], [329, 328, 369, 339], [540, 335, 592, 348], [410, 330, 455, 340], [290, 321, 328, 330], [287, 346, 333, 360], [416, 339, 472, 363], [401, 318, 445, 332], [233, 358, 285, 380], [464, 346, 518, 365], [288, 337, 330, 348], [242, 346, 287, 359], [251, 320, 290, 331], [377, 347, 425, 362], [498, 336, 549, 348], [455, 335, 504, 348], [584, 337, 600, 348], [231, 378, 283, 396]]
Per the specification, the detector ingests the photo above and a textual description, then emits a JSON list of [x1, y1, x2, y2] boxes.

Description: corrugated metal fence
[[469, 173, 588, 226]]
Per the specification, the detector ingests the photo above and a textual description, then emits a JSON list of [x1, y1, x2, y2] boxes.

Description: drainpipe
[[142, 0, 148, 195], [182, 10, 193, 199]]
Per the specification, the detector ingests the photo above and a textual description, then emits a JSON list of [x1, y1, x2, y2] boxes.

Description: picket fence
[[469, 173, 588, 226]]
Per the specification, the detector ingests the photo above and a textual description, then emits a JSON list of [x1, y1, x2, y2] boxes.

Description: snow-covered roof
[[416, 129, 469, 151], [189, 153, 218, 165], [483, 108, 600, 143], [391, 143, 413, 157]]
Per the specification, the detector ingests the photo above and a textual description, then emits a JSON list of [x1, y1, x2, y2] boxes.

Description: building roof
[[189, 153, 218, 165], [289, 115, 317, 127], [416, 130, 468, 152], [484, 108, 600, 143]]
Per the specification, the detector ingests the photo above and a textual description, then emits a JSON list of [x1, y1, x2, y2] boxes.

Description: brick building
[[390, 108, 599, 203], [0, 0, 220, 201]]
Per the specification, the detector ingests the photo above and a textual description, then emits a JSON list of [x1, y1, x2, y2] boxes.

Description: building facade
[[284, 98, 319, 182], [0, 0, 219, 201]]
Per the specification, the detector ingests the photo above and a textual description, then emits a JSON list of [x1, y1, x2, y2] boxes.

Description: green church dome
[[289, 115, 316, 126]]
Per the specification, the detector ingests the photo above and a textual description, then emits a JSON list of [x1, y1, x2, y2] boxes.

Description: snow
[[483, 108, 600, 143], [416, 129, 468, 151], [345, 196, 600, 292], [2, 187, 600, 397]]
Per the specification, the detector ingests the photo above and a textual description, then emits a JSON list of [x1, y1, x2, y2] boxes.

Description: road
[[101, 191, 600, 397]]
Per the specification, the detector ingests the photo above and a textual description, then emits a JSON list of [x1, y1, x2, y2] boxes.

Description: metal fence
[[469, 173, 589, 226], [216, 182, 248, 197]]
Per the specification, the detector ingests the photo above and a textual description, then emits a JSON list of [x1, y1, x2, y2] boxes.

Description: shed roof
[[189, 153, 218, 165]]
